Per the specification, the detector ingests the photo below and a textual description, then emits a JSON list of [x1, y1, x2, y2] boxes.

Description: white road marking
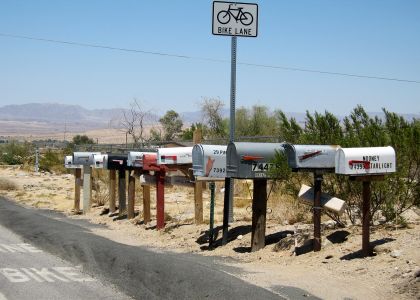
[[0, 291, 8, 300], [0, 267, 96, 283]]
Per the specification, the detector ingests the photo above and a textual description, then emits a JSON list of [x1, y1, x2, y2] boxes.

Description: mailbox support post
[[128, 171, 135, 219], [251, 179, 267, 252], [142, 185, 151, 224], [313, 173, 323, 252], [193, 129, 204, 225], [74, 168, 81, 213], [82, 165, 92, 213], [209, 182, 216, 247], [222, 177, 231, 245], [362, 180, 371, 257], [118, 169, 126, 217], [156, 170, 166, 230], [109, 169, 116, 213]]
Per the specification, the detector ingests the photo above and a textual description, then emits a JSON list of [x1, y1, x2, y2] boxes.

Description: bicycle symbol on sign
[[217, 4, 253, 26]]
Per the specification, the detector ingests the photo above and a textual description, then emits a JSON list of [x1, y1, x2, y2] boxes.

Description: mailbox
[[192, 144, 227, 178], [226, 142, 286, 179], [142, 153, 158, 170], [89, 154, 107, 169], [335, 146, 396, 175], [157, 147, 193, 165], [64, 155, 81, 168], [104, 154, 129, 170], [73, 152, 101, 166], [284, 144, 339, 171], [127, 151, 156, 168]]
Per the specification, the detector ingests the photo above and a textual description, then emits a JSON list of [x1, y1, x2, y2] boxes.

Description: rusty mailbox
[[283, 144, 339, 172], [64, 155, 81, 169], [335, 146, 396, 175], [192, 144, 227, 178], [226, 142, 286, 179], [157, 147, 193, 166]]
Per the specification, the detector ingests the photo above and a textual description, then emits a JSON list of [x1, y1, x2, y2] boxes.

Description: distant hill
[[0, 103, 122, 125]]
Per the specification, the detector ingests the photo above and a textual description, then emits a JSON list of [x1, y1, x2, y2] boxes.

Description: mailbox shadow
[[198, 225, 252, 250], [340, 237, 395, 260], [326, 230, 350, 244], [234, 230, 295, 254]]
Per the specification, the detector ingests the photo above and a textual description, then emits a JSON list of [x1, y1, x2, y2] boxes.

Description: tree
[[200, 97, 227, 138], [119, 99, 153, 147], [72, 135, 94, 145], [181, 123, 204, 141], [159, 110, 183, 141]]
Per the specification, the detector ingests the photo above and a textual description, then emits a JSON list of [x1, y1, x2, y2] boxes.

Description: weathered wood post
[[193, 128, 203, 224], [127, 170, 136, 219], [251, 179, 267, 252], [82, 165, 92, 213], [313, 173, 323, 252], [118, 169, 127, 216], [142, 184, 151, 224], [74, 168, 81, 213], [109, 169, 116, 213]]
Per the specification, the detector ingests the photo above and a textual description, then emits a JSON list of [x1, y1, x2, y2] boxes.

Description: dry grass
[[0, 177, 18, 191]]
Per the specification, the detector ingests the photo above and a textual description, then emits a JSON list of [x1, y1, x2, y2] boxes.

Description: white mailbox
[[73, 152, 101, 166], [89, 154, 107, 169], [284, 144, 339, 171], [192, 144, 227, 178], [64, 155, 81, 169], [157, 147, 193, 165], [335, 146, 396, 175], [127, 151, 155, 168]]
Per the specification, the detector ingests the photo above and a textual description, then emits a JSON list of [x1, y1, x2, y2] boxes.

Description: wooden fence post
[[142, 185, 151, 224], [193, 128, 203, 224], [118, 169, 127, 217], [128, 171, 135, 219], [74, 168, 81, 213], [82, 165, 92, 213], [109, 169, 116, 213], [251, 179, 267, 252]]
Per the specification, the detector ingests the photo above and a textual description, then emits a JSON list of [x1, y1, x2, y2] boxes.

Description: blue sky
[[1, 0, 419, 115]]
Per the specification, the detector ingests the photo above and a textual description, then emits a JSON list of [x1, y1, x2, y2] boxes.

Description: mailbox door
[[142, 153, 158, 171], [335, 146, 396, 175], [128, 151, 149, 168], [157, 147, 193, 165], [65, 156, 73, 167], [192, 144, 227, 178], [226, 142, 285, 179], [284, 144, 339, 170]]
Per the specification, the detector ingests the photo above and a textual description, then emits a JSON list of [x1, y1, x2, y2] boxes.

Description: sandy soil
[[1, 166, 419, 300]]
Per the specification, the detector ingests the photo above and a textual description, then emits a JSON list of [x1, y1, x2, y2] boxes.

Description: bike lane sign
[[212, 1, 258, 37]]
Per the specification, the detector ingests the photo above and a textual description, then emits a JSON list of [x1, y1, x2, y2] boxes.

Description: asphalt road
[[0, 197, 317, 299]]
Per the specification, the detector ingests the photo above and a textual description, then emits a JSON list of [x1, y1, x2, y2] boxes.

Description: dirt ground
[[1, 166, 419, 300]]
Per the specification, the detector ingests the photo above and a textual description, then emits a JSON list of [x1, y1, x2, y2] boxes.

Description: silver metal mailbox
[[127, 151, 154, 168], [284, 144, 340, 171], [157, 147, 193, 165], [64, 155, 81, 169], [89, 154, 107, 169], [72, 152, 101, 166], [192, 144, 227, 178], [226, 142, 285, 179], [335, 146, 396, 175]]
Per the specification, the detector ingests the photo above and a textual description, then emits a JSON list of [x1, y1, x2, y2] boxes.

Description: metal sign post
[[35, 148, 39, 173], [213, 1, 258, 242]]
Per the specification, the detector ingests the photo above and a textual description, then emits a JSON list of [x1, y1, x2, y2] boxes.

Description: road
[[0, 197, 317, 299]]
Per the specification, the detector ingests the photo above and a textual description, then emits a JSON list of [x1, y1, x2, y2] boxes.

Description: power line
[[1, 32, 419, 84]]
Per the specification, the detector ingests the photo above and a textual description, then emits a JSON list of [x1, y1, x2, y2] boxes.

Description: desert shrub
[[39, 150, 65, 173], [274, 105, 419, 225], [0, 178, 18, 191], [0, 142, 33, 165]]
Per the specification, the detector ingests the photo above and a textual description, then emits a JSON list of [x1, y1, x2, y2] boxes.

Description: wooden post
[[74, 168, 81, 213], [109, 169, 116, 213], [194, 182, 203, 224], [251, 179, 267, 252], [127, 171, 135, 219], [362, 180, 371, 256], [193, 128, 203, 224], [118, 169, 127, 217], [156, 170, 166, 229], [82, 165, 92, 213], [313, 174, 323, 252], [142, 185, 151, 224]]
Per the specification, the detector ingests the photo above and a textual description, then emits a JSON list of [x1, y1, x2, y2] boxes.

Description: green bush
[[0, 142, 34, 165]]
